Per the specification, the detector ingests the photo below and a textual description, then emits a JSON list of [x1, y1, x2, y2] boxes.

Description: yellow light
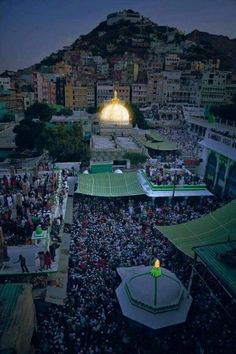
[[154, 259, 160, 268], [100, 91, 130, 125]]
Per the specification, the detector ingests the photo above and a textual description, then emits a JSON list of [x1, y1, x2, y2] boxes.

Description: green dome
[[35, 226, 43, 236]]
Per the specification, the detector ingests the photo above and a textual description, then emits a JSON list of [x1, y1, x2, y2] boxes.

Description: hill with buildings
[[29, 10, 236, 72], [186, 30, 236, 71], [1, 9, 236, 120]]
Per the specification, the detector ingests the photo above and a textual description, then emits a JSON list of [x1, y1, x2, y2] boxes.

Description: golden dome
[[100, 91, 130, 125]]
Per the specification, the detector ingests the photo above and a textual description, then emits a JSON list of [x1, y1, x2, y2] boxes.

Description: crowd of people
[[145, 160, 204, 186], [0, 170, 64, 247], [36, 195, 235, 354], [157, 126, 202, 160]]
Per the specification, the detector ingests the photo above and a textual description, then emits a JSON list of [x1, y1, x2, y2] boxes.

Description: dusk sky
[[0, 0, 236, 72]]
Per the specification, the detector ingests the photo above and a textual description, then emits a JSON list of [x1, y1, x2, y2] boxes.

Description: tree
[[2, 112, 15, 122], [86, 106, 97, 114], [25, 103, 55, 122], [55, 108, 73, 116], [14, 119, 45, 150], [127, 103, 148, 129], [210, 102, 236, 123], [36, 123, 90, 162], [124, 152, 148, 165]]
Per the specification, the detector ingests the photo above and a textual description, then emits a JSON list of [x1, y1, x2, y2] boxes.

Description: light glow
[[100, 91, 130, 125]]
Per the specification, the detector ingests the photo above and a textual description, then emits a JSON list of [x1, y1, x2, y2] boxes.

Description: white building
[[107, 10, 142, 26], [131, 84, 148, 106], [165, 54, 180, 70], [200, 71, 230, 106], [199, 128, 236, 198], [0, 77, 11, 91], [96, 83, 114, 106]]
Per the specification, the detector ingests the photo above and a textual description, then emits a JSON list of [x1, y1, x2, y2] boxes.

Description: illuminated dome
[[100, 91, 130, 125]]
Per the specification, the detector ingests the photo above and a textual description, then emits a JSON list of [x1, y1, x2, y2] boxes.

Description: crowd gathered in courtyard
[[0, 171, 62, 247], [157, 126, 202, 160], [145, 160, 204, 186], [35, 194, 235, 354]]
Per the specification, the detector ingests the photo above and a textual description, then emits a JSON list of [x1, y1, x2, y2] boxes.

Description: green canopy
[[156, 200, 236, 258], [193, 241, 236, 299], [76, 172, 144, 197]]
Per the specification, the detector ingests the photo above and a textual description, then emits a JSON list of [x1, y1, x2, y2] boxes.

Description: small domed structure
[[114, 169, 123, 174], [116, 261, 192, 330], [100, 91, 130, 126], [35, 225, 43, 237]]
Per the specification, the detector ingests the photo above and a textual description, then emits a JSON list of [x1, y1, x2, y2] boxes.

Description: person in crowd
[[44, 251, 52, 270], [14, 254, 29, 273]]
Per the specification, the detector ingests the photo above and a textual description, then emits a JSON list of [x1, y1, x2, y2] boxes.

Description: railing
[[207, 131, 236, 149]]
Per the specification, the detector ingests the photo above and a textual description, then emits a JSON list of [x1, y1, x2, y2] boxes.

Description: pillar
[[222, 160, 231, 197], [213, 155, 220, 189]]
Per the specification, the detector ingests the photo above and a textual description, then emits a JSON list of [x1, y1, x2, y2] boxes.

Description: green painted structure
[[156, 200, 236, 258], [90, 162, 113, 174], [193, 241, 236, 299], [76, 172, 144, 197]]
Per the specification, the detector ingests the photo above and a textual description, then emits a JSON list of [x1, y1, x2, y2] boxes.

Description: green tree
[[124, 152, 148, 165], [14, 119, 45, 150], [36, 123, 90, 162], [25, 103, 55, 122], [2, 112, 15, 122], [210, 103, 236, 123], [86, 106, 97, 114], [56, 108, 73, 116], [126, 103, 148, 129]]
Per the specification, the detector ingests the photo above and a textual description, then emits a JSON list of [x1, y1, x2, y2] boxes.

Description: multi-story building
[[225, 82, 236, 104], [171, 72, 201, 105], [56, 77, 66, 106], [87, 84, 95, 107], [131, 83, 148, 106], [96, 83, 114, 106], [160, 71, 181, 104], [147, 72, 163, 103], [165, 54, 180, 71], [0, 90, 24, 113], [22, 91, 35, 110], [33, 72, 56, 104], [107, 10, 142, 26], [200, 70, 230, 106], [114, 85, 131, 102], [0, 77, 11, 91], [53, 62, 72, 76], [200, 128, 236, 198], [65, 84, 73, 108]]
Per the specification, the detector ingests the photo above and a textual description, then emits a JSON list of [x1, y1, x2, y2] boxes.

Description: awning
[[75, 172, 144, 197], [156, 200, 236, 258]]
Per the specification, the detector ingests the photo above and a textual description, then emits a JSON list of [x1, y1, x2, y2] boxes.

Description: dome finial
[[151, 259, 162, 277], [114, 90, 118, 100]]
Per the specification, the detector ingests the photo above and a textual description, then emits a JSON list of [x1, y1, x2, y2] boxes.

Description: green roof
[[156, 200, 236, 258], [147, 130, 166, 142], [137, 131, 177, 151], [193, 241, 236, 299], [142, 140, 177, 151], [90, 163, 113, 174], [0, 284, 23, 338], [76, 172, 144, 197]]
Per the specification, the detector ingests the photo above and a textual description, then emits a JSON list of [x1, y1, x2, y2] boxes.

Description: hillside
[[30, 11, 236, 72], [186, 30, 236, 70]]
